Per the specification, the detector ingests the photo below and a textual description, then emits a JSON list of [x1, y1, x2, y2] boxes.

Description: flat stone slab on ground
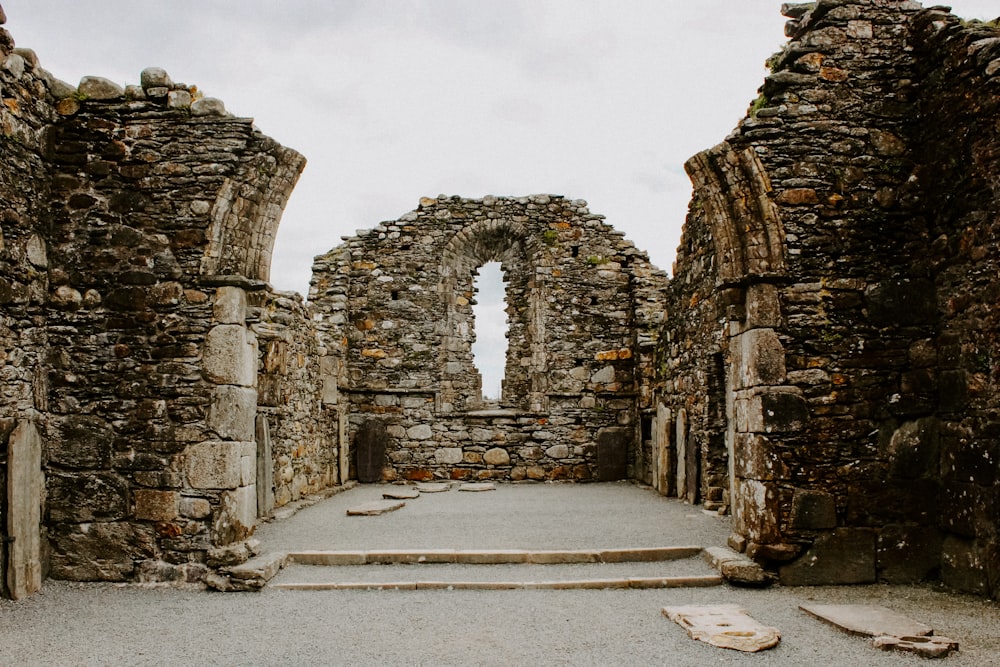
[[458, 482, 495, 492], [799, 604, 958, 658], [383, 488, 420, 500], [414, 482, 452, 493], [346, 500, 406, 516], [662, 604, 780, 652], [798, 603, 932, 638]]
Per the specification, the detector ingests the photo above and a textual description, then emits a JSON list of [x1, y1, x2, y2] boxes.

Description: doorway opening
[[471, 261, 508, 404]]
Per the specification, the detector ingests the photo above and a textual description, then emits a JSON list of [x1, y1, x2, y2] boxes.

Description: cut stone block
[[702, 546, 770, 587], [459, 482, 496, 492], [346, 500, 405, 516], [414, 482, 452, 493], [662, 604, 780, 652]]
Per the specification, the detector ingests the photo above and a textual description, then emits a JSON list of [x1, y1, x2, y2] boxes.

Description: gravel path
[[3, 482, 999, 665]]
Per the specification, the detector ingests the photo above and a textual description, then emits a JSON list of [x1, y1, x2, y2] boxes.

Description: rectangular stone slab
[[345, 500, 405, 516], [662, 604, 780, 652], [383, 488, 420, 500], [414, 482, 452, 493], [458, 482, 496, 492], [798, 604, 933, 638]]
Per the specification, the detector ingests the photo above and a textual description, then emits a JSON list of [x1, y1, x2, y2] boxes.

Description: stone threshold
[[288, 546, 702, 566], [272, 575, 723, 591]]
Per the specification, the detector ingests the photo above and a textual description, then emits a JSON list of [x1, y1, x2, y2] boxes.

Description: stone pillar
[[189, 285, 258, 547], [6, 420, 42, 599], [654, 403, 672, 496], [674, 409, 687, 499]]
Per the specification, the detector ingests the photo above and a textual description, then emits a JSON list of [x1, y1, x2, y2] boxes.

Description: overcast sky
[[5, 1, 997, 396]]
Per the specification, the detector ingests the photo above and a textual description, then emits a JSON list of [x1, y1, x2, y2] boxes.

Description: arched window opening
[[471, 261, 508, 403]]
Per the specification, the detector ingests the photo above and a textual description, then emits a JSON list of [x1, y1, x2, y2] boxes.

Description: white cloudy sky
[[5, 1, 997, 395]]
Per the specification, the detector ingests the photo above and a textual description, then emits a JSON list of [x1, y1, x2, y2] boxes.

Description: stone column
[[6, 420, 42, 599], [188, 285, 258, 548]]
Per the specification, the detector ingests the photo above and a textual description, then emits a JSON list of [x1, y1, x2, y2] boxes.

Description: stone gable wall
[[310, 195, 667, 483], [662, 0, 1000, 596]]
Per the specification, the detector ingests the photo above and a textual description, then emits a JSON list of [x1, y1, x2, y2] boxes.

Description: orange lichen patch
[[361, 348, 387, 359], [3, 98, 19, 114], [419, 197, 437, 208], [352, 261, 376, 270], [819, 66, 849, 82], [552, 269, 562, 277], [595, 348, 632, 361], [553, 221, 571, 229], [355, 319, 375, 331], [832, 373, 848, 385]]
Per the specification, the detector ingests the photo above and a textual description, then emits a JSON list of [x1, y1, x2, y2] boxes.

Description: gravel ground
[[2, 482, 998, 666]]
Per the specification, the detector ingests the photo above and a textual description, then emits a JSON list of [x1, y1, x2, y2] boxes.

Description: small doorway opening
[[471, 261, 508, 404]]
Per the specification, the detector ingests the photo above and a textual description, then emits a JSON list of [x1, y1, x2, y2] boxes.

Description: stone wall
[[310, 195, 667, 483], [909, 8, 1000, 596], [252, 289, 340, 512], [662, 0, 1000, 596], [0, 2, 321, 591]]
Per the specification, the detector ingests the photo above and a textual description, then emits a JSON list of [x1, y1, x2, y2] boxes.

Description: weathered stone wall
[[310, 195, 667, 483], [0, 2, 316, 591], [0, 9, 54, 598], [662, 0, 1000, 596], [252, 289, 340, 512], [908, 8, 1000, 596]]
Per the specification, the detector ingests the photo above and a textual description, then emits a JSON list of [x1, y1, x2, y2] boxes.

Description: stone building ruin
[[0, 0, 998, 600]]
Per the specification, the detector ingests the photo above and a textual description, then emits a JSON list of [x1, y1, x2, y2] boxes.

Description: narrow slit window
[[471, 261, 508, 401]]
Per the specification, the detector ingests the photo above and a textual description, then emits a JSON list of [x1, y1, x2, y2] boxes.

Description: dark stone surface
[[877, 524, 943, 584], [355, 419, 388, 484], [780, 528, 877, 586], [789, 489, 837, 530], [595, 427, 629, 482]]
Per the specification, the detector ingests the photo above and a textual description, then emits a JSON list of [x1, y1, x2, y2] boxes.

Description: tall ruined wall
[[908, 8, 1000, 596], [663, 0, 1000, 597], [0, 2, 323, 593], [0, 12, 52, 597], [310, 195, 666, 483]]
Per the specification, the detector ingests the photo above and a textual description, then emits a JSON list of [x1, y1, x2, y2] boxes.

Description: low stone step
[[272, 575, 723, 591], [286, 546, 702, 566]]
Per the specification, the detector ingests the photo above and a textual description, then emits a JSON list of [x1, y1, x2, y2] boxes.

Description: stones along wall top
[[662, 0, 1000, 597], [310, 195, 667, 483]]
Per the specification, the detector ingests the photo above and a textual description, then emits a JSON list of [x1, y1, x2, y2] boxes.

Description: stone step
[[268, 552, 723, 591], [285, 546, 702, 566], [272, 575, 723, 591]]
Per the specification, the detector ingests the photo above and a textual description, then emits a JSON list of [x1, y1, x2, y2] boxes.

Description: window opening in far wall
[[471, 261, 508, 401]]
